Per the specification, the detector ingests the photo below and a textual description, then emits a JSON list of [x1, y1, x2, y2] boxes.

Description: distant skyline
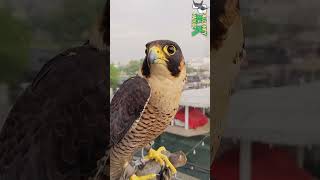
[[110, 0, 210, 65]]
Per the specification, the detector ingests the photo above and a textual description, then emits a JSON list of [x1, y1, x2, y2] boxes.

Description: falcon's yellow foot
[[129, 174, 156, 180], [144, 146, 177, 175]]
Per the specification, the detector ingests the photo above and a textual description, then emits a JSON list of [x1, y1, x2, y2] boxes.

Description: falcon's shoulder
[[31, 45, 106, 98], [110, 76, 151, 146]]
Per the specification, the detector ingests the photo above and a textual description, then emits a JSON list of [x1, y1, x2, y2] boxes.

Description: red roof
[[211, 143, 314, 180], [175, 107, 208, 129]]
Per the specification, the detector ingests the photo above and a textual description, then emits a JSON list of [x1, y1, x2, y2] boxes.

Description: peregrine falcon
[[0, 2, 108, 180], [211, 0, 245, 165], [110, 40, 187, 179]]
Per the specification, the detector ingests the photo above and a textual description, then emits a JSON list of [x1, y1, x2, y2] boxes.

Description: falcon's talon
[[130, 173, 157, 180], [143, 146, 177, 175]]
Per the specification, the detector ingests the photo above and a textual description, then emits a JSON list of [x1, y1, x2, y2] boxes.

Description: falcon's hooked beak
[[148, 46, 168, 66]]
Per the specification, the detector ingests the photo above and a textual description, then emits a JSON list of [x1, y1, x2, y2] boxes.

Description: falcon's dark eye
[[168, 45, 175, 54], [164, 45, 176, 56]]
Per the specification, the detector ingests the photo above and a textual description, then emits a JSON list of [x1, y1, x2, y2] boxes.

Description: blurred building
[[214, 83, 320, 179], [223, 0, 320, 179], [185, 57, 210, 89]]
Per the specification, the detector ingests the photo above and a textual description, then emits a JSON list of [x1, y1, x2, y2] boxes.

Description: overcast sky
[[110, 0, 210, 65]]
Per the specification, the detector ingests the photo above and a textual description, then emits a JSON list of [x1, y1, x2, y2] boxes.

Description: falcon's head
[[141, 40, 186, 79]]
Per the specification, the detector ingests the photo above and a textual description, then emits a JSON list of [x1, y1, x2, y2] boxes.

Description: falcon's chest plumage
[[137, 77, 182, 138], [110, 76, 185, 178], [119, 77, 183, 151]]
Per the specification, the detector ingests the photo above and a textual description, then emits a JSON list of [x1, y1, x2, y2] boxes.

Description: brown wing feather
[[110, 76, 151, 147], [0, 45, 107, 180]]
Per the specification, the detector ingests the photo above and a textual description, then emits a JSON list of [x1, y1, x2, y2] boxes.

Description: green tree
[[122, 59, 143, 77], [110, 64, 120, 89], [0, 8, 31, 83]]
